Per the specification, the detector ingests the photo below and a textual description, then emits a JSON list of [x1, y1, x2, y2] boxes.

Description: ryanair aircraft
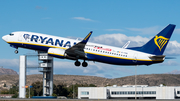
[[2, 24, 175, 67]]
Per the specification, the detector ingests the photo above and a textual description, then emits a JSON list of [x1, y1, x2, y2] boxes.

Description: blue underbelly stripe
[[9, 42, 163, 65]]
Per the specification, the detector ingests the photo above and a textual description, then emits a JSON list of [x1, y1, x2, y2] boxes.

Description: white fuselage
[[2, 31, 163, 65]]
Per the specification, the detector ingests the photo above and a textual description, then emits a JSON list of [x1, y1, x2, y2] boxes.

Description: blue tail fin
[[129, 24, 176, 55]]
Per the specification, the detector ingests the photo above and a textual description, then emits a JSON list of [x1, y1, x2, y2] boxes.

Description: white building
[[78, 85, 180, 99]]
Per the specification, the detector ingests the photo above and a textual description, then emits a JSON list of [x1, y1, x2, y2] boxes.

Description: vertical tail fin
[[130, 24, 176, 55]]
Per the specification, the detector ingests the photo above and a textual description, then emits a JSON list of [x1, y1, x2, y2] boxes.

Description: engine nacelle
[[48, 48, 66, 59]]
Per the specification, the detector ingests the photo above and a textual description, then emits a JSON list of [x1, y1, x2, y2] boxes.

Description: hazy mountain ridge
[[0, 68, 18, 75], [1, 74, 180, 87]]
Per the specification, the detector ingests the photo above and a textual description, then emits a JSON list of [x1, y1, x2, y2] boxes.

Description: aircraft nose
[[2, 35, 7, 41]]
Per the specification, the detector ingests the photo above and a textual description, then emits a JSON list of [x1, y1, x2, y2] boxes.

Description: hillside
[[1, 74, 180, 87], [0, 68, 18, 75]]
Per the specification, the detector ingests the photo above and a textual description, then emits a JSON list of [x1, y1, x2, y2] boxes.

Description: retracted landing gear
[[75, 60, 81, 66]]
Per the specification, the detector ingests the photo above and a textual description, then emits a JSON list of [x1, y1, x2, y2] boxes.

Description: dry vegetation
[[1, 74, 180, 87]]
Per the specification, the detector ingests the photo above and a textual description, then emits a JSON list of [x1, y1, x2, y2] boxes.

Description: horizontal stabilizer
[[165, 57, 176, 59], [149, 55, 165, 60]]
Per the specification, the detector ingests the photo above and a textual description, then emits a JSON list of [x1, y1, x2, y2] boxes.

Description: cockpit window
[[9, 33, 14, 36]]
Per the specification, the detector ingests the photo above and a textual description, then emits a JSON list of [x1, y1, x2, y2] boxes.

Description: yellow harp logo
[[154, 35, 169, 51]]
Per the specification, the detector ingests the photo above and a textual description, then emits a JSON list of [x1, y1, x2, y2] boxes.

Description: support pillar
[[39, 53, 53, 96], [19, 55, 26, 98]]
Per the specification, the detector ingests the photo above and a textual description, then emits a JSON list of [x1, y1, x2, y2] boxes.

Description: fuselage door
[[18, 33, 22, 41]]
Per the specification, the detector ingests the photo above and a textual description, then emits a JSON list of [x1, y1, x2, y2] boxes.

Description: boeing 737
[[2, 24, 176, 67]]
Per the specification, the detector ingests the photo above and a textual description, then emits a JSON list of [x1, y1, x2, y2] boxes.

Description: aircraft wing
[[65, 31, 92, 59]]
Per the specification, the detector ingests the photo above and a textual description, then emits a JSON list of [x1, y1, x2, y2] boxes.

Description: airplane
[[2, 24, 175, 67]]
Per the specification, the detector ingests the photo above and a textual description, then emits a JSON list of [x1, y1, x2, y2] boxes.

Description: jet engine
[[48, 48, 66, 59]]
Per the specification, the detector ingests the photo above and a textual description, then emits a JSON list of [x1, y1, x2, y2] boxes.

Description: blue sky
[[1, 0, 180, 78]]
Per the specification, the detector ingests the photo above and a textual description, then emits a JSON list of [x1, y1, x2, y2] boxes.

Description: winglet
[[81, 31, 93, 44], [122, 41, 130, 49]]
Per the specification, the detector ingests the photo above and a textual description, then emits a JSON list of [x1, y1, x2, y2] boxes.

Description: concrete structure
[[19, 55, 26, 98], [78, 85, 180, 99], [18, 53, 54, 98], [38, 53, 53, 96]]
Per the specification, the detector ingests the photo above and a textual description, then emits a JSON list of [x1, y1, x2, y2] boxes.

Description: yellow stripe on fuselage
[[48, 52, 64, 56], [8, 41, 163, 62]]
